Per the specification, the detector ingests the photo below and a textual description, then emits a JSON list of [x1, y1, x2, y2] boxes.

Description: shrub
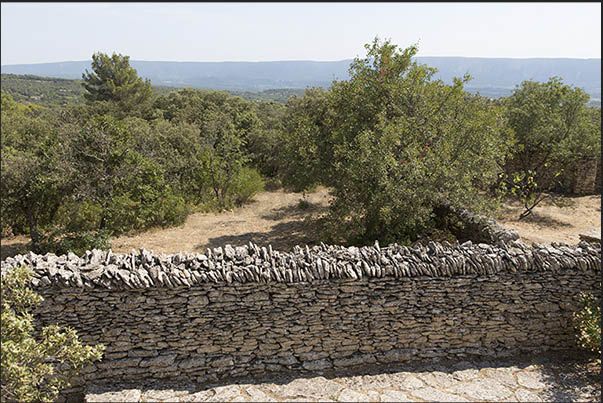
[[232, 167, 265, 206], [573, 288, 601, 356], [36, 229, 112, 256], [1, 266, 104, 402], [281, 38, 511, 245]]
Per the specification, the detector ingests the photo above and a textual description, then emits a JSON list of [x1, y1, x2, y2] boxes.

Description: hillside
[[0, 74, 86, 105], [0, 74, 180, 105], [1, 74, 304, 105], [2, 57, 600, 101]]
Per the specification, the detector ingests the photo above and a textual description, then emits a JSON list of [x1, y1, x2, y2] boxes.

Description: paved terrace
[[87, 353, 600, 402]]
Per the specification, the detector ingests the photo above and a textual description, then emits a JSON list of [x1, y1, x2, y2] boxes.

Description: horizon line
[[3, 55, 602, 67]]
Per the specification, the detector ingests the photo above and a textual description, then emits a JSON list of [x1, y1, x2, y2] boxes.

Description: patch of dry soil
[[1, 190, 599, 260], [109, 187, 331, 255], [497, 195, 601, 246]]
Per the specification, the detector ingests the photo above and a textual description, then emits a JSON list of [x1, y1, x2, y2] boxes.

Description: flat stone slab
[[579, 228, 601, 243], [84, 354, 601, 402]]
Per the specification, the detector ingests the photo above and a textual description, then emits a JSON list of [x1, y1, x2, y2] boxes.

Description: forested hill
[[0, 73, 305, 105], [0, 74, 178, 105], [2, 57, 600, 100]]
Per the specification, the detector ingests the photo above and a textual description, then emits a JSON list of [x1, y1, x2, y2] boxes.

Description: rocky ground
[[86, 353, 600, 402]]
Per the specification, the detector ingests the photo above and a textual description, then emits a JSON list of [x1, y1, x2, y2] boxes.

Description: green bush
[[1, 266, 104, 402], [104, 191, 190, 235], [36, 229, 112, 256], [55, 201, 104, 233], [232, 167, 264, 206], [149, 193, 190, 229], [280, 38, 511, 246], [573, 289, 601, 356]]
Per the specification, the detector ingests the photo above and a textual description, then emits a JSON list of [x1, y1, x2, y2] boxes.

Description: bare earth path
[[497, 194, 601, 246]]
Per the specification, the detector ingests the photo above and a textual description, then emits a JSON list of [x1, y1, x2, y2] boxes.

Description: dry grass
[[497, 194, 601, 245], [1, 189, 600, 260], [109, 187, 331, 255]]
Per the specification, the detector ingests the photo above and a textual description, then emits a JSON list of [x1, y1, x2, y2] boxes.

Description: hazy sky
[[1, 2, 601, 65]]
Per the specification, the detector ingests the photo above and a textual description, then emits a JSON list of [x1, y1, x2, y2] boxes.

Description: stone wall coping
[[1, 240, 600, 290]]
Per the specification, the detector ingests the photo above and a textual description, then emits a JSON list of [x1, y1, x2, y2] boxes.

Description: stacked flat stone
[[437, 202, 521, 245], [454, 209, 521, 245], [1, 240, 599, 290], [2, 240, 600, 401]]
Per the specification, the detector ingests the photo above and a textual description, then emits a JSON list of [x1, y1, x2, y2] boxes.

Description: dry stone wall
[[438, 204, 520, 245], [1, 240, 600, 392]]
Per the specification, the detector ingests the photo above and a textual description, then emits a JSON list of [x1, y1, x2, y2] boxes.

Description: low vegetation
[[1, 266, 104, 402], [573, 287, 602, 357], [1, 37, 600, 255]]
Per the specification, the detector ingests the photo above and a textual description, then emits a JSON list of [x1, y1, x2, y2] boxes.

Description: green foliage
[[82, 52, 153, 118], [573, 288, 601, 356], [232, 167, 265, 205], [154, 88, 267, 209], [229, 88, 305, 104], [36, 229, 112, 257], [247, 101, 287, 177], [69, 115, 189, 234], [1, 266, 104, 402], [1, 74, 86, 105], [1, 74, 183, 108], [2, 76, 273, 249], [280, 38, 511, 245], [280, 88, 333, 192], [501, 78, 599, 213], [0, 92, 75, 248], [497, 169, 563, 220]]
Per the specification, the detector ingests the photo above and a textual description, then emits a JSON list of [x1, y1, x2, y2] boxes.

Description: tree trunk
[[26, 205, 40, 252]]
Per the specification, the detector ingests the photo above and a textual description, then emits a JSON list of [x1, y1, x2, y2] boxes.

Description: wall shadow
[[259, 201, 328, 221], [197, 220, 321, 253], [84, 351, 600, 402], [0, 240, 29, 260]]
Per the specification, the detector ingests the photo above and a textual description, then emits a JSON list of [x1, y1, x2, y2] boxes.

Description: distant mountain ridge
[[2, 57, 600, 99]]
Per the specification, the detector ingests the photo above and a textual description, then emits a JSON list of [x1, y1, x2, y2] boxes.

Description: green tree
[[280, 38, 511, 245], [154, 88, 264, 209], [0, 92, 74, 248], [81, 52, 153, 117], [280, 88, 333, 192], [1, 266, 104, 402], [68, 115, 187, 234], [246, 101, 287, 178], [501, 78, 597, 218], [202, 110, 250, 209]]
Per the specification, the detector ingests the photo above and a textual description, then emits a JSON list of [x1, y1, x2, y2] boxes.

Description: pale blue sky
[[1, 2, 601, 65]]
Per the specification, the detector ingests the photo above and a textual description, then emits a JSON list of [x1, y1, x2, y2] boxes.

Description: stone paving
[[86, 353, 601, 402]]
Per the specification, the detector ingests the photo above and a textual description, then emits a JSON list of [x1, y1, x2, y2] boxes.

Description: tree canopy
[[280, 38, 512, 244], [81, 52, 153, 116], [500, 77, 600, 218]]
